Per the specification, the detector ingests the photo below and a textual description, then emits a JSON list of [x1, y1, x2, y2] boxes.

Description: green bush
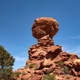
[[60, 68, 65, 74], [48, 74, 56, 80], [21, 79, 25, 80], [66, 75, 70, 79], [29, 63, 34, 68], [58, 61, 63, 67], [43, 74, 56, 80], [43, 75, 49, 80], [46, 69, 51, 74], [14, 72, 21, 77], [61, 66, 69, 74], [63, 66, 69, 74]]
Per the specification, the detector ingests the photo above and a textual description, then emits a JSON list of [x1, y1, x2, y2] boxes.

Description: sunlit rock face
[[14, 17, 80, 80], [32, 17, 59, 39]]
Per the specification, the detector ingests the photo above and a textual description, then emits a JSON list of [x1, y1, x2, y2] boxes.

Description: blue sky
[[0, 0, 80, 71]]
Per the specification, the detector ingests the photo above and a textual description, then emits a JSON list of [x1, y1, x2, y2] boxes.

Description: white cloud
[[13, 56, 28, 71], [71, 35, 80, 39], [14, 57, 27, 62]]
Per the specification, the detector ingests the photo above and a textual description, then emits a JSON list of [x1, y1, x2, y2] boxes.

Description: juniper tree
[[0, 45, 15, 80]]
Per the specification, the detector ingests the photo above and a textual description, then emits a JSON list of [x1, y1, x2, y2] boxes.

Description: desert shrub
[[29, 63, 34, 68], [58, 61, 63, 67], [46, 69, 51, 74], [21, 79, 25, 80], [61, 66, 69, 74], [43, 74, 56, 80], [14, 72, 21, 77], [43, 75, 49, 80], [48, 74, 56, 80], [60, 68, 65, 74], [66, 75, 70, 79], [34, 64, 39, 71], [63, 66, 69, 74]]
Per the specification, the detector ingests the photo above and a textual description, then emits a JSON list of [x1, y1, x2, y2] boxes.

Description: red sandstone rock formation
[[32, 17, 59, 39], [14, 17, 80, 80]]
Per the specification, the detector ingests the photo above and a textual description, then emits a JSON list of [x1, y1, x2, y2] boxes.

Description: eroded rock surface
[[73, 59, 80, 70], [32, 17, 59, 39], [14, 17, 80, 80]]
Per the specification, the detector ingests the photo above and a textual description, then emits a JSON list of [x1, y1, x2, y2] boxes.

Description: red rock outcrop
[[32, 17, 59, 39], [73, 59, 80, 70], [14, 17, 80, 80]]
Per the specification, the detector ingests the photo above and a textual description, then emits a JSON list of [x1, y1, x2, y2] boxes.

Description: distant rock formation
[[14, 17, 80, 80]]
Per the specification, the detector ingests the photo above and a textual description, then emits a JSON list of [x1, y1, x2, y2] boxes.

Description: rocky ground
[[13, 17, 80, 80]]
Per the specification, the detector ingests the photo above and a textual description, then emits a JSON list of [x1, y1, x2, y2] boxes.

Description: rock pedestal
[[14, 17, 80, 80]]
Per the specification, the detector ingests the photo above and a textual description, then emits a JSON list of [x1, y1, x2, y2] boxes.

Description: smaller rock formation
[[14, 17, 80, 80], [38, 35, 54, 46], [73, 59, 80, 70]]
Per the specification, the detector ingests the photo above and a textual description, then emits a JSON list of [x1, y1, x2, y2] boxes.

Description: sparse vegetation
[[63, 66, 69, 74], [43, 74, 56, 80], [21, 79, 25, 80], [34, 64, 39, 71], [29, 63, 34, 68], [60, 67, 65, 74], [14, 72, 21, 77], [58, 61, 69, 75], [61, 66, 69, 74], [46, 69, 51, 74], [66, 75, 70, 79], [58, 61, 63, 67]]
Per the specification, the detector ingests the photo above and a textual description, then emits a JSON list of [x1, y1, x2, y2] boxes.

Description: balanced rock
[[13, 17, 80, 80], [32, 17, 59, 39]]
